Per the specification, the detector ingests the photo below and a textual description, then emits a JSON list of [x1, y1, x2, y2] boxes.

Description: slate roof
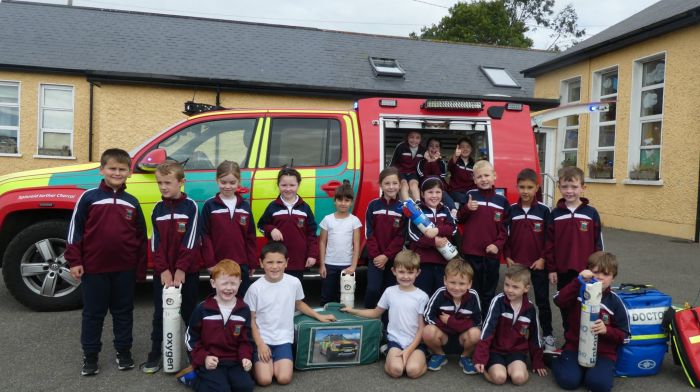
[[524, 0, 700, 76], [0, 1, 558, 108]]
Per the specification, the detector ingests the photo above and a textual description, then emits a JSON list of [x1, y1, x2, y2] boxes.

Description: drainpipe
[[88, 81, 100, 162]]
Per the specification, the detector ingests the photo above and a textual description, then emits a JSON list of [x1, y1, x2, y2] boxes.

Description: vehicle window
[[157, 119, 257, 170], [267, 118, 341, 167]]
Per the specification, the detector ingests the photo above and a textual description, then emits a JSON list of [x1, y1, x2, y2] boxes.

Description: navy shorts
[[387, 340, 428, 355], [253, 342, 294, 363], [486, 351, 527, 369], [400, 172, 419, 182]]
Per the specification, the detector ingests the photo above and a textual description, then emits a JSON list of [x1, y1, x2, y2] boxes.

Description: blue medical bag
[[613, 284, 672, 377]]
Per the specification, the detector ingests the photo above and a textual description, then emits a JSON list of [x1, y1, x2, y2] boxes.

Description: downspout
[[88, 81, 100, 162]]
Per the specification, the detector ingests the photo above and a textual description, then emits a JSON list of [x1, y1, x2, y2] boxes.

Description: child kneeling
[[186, 260, 254, 392], [343, 249, 429, 378], [473, 264, 547, 385], [422, 258, 481, 374]]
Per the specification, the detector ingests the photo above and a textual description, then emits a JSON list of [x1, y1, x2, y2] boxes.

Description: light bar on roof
[[422, 99, 483, 111]]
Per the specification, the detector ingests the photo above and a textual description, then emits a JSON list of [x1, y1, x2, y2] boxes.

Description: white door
[[535, 127, 557, 207]]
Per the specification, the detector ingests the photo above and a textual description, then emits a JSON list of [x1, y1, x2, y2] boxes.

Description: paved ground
[[1, 228, 698, 391]]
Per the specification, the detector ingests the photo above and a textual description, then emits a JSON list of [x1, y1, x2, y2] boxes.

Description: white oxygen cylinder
[[437, 242, 458, 260], [340, 271, 356, 308], [578, 279, 603, 367], [163, 285, 183, 373]]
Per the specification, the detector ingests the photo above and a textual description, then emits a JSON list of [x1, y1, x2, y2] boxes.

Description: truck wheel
[[2, 220, 82, 311]]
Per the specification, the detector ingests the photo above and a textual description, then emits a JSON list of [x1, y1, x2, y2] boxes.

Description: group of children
[[65, 137, 630, 392]]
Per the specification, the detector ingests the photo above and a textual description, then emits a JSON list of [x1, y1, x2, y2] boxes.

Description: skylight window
[[369, 57, 405, 77], [481, 66, 520, 88]]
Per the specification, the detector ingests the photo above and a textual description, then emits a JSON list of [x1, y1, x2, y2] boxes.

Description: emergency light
[[421, 99, 483, 111]]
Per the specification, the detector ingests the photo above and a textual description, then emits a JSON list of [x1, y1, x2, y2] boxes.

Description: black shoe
[[116, 351, 135, 371], [140, 352, 161, 374], [81, 353, 99, 376]]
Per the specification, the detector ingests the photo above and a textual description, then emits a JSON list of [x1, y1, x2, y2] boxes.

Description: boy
[[546, 166, 603, 330], [186, 259, 254, 392], [243, 242, 335, 386], [552, 252, 630, 392], [473, 264, 547, 385], [457, 160, 509, 314], [389, 130, 425, 201], [504, 168, 555, 352], [141, 160, 201, 373], [66, 148, 147, 376], [343, 249, 429, 379], [423, 258, 481, 374]]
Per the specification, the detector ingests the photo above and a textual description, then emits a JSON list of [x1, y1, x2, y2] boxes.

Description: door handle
[[320, 181, 342, 197]]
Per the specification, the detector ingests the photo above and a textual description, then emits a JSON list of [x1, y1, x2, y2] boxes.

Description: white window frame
[[588, 66, 618, 181], [626, 52, 665, 183], [0, 81, 21, 157], [557, 76, 581, 168], [36, 84, 75, 159]]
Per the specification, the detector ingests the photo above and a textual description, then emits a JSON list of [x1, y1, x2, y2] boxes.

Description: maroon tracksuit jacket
[[200, 193, 257, 270], [407, 202, 456, 265], [364, 196, 405, 261], [390, 141, 426, 175], [447, 157, 475, 193], [545, 198, 603, 273], [457, 188, 509, 258], [504, 200, 551, 266]]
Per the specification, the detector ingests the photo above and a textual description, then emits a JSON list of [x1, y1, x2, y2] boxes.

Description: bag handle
[[615, 283, 653, 295]]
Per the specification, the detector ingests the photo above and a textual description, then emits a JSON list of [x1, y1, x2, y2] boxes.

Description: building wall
[[534, 25, 700, 240], [0, 70, 353, 175]]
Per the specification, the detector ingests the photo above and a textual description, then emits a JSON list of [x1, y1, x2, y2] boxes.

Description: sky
[[30, 0, 662, 50]]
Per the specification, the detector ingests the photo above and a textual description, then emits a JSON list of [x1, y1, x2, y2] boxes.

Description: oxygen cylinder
[[163, 285, 183, 373], [340, 271, 356, 308], [578, 278, 603, 367], [402, 199, 457, 260]]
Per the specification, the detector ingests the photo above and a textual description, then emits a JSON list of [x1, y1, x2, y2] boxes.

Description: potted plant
[[629, 164, 659, 180], [588, 159, 613, 179]]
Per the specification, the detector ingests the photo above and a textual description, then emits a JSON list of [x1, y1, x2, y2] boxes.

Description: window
[[629, 55, 664, 181], [480, 66, 520, 88], [559, 78, 581, 168], [267, 118, 341, 167], [588, 69, 618, 179], [0, 82, 20, 155], [369, 57, 405, 77], [38, 84, 73, 157], [157, 118, 258, 170]]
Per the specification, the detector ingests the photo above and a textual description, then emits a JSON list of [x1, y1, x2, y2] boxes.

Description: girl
[[257, 167, 318, 282], [407, 176, 457, 296], [318, 180, 362, 305], [200, 160, 257, 297], [389, 130, 425, 201], [417, 137, 457, 215], [364, 167, 405, 309], [448, 136, 477, 208]]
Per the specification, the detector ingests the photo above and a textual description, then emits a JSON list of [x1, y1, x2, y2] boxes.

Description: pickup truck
[[0, 97, 541, 311]]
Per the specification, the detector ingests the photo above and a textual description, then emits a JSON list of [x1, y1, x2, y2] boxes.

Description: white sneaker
[[543, 335, 558, 354]]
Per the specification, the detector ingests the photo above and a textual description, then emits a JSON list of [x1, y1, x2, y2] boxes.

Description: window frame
[[557, 76, 582, 168], [0, 80, 21, 157], [627, 52, 666, 182], [480, 66, 521, 88], [588, 66, 618, 181], [368, 57, 405, 77], [266, 117, 343, 168], [36, 83, 75, 159]]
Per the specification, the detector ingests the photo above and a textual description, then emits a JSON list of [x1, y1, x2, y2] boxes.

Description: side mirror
[[138, 148, 167, 172]]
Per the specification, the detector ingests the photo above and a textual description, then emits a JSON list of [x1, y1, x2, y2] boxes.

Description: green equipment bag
[[293, 302, 382, 370]]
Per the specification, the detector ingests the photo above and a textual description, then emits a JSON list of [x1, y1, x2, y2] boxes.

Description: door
[[535, 126, 556, 207]]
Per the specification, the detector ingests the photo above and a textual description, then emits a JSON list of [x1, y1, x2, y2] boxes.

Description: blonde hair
[[444, 258, 473, 281], [505, 264, 531, 286], [210, 259, 242, 279], [156, 160, 185, 181], [393, 249, 420, 271], [472, 159, 494, 174]]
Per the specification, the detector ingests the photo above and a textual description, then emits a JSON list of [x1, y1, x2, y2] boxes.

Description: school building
[[524, 0, 700, 241], [0, 0, 556, 175]]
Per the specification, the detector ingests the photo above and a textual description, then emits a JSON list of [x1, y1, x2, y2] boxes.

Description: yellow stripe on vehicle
[[351, 112, 361, 171], [344, 115, 355, 170], [249, 118, 264, 168], [257, 118, 271, 168], [188, 110, 268, 121]]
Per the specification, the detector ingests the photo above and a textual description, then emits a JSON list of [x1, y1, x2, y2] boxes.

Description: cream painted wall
[[533, 25, 700, 240]]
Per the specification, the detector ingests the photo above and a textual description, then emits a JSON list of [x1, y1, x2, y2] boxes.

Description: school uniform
[[457, 188, 509, 314], [417, 158, 456, 210], [424, 287, 482, 335], [447, 157, 475, 204], [389, 141, 426, 180]]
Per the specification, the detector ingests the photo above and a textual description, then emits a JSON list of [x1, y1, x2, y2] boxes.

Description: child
[[551, 252, 630, 392], [457, 160, 508, 313], [504, 168, 555, 352], [423, 258, 481, 374], [319, 180, 362, 305], [343, 250, 429, 379], [473, 264, 547, 385], [141, 160, 201, 373], [389, 130, 425, 201], [186, 259, 254, 392], [364, 166, 404, 309], [407, 176, 457, 296], [200, 160, 257, 297], [243, 242, 335, 386], [545, 166, 603, 331], [257, 167, 318, 282], [66, 148, 147, 376], [417, 137, 457, 214], [447, 137, 476, 207]]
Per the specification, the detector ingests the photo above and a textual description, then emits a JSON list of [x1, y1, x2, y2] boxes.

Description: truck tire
[[2, 220, 82, 311]]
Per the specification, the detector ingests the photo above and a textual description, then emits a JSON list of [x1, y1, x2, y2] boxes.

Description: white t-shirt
[[244, 274, 304, 345], [221, 195, 237, 218], [377, 285, 429, 349], [319, 213, 362, 266]]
